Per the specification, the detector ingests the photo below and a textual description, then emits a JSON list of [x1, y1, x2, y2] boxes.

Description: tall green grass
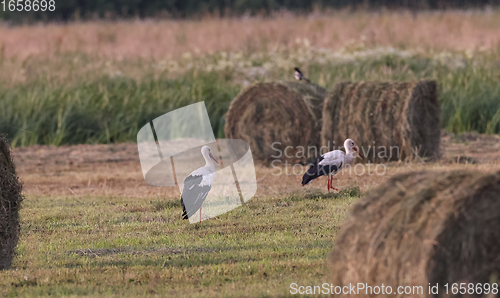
[[438, 63, 500, 134], [0, 72, 238, 147], [0, 49, 499, 147]]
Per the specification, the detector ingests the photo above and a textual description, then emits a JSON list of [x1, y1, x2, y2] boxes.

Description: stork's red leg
[[331, 177, 338, 192]]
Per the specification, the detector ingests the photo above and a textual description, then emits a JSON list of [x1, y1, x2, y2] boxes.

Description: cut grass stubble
[[0, 187, 361, 296]]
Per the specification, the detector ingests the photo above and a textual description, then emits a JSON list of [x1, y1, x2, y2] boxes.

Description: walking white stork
[[301, 139, 364, 191], [181, 145, 219, 222]]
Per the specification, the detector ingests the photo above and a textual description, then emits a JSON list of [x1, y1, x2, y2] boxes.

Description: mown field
[[1, 10, 500, 297], [1, 130, 499, 296], [1, 188, 360, 297]]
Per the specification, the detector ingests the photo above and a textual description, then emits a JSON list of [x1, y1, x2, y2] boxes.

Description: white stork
[[301, 139, 364, 191], [181, 145, 219, 222]]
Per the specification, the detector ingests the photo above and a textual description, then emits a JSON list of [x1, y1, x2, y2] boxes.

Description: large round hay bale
[[330, 170, 500, 297], [225, 81, 327, 164], [0, 134, 23, 270], [322, 81, 440, 162]]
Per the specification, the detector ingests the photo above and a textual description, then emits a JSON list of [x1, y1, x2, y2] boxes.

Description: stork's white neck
[[344, 149, 355, 165], [202, 151, 216, 172]]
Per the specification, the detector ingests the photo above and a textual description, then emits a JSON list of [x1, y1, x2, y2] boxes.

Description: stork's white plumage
[[181, 146, 219, 222], [302, 139, 364, 191]]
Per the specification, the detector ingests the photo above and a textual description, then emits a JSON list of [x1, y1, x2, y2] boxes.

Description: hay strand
[[322, 81, 440, 162], [0, 134, 23, 270], [225, 81, 327, 164], [329, 170, 500, 297]]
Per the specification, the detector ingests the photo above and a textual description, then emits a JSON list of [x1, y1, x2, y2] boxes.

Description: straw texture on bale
[[330, 170, 500, 297], [0, 134, 23, 270], [322, 81, 440, 162], [225, 81, 327, 164]]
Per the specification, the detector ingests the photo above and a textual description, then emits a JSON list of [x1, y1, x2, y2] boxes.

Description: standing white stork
[[181, 145, 219, 222], [301, 139, 364, 191]]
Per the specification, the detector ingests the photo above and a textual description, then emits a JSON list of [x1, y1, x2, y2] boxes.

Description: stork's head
[[201, 146, 219, 164], [344, 139, 365, 159]]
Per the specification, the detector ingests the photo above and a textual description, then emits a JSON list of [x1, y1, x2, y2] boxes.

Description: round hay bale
[[0, 134, 23, 270], [225, 81, 327, 164], [330, 170, 500, 297], [322, 81, 440, 162]]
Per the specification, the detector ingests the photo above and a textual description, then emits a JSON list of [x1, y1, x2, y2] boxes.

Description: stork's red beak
[[353, 147, 365, 159], [209, 152, 219, 164]]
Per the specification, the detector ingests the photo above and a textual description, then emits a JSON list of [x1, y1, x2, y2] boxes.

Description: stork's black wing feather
[[301, 157, 341, 186], [180, 174, 212, 220]]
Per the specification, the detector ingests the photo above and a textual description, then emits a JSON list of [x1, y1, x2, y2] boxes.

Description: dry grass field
[[1, 11, 500, 60], [13, 132, 500, 199]]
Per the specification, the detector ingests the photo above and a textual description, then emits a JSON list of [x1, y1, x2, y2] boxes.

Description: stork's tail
[[302, 158, 322, 186], [181, 196, 188, 220]]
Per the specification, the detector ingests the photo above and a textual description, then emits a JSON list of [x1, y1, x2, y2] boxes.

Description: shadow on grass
[[67, 246, 220, 258], [149, 199, 181, 211], [283, 185, 362, 202], [59, 240, 334, 269]]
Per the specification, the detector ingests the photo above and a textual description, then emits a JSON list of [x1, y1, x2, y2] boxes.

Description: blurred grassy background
[[1, 11, 500, 147], [1, 47, 499, 147]]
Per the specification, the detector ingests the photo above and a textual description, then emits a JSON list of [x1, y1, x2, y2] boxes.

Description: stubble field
[[1, 132, 498, 296], [1, 10, 500, 297]]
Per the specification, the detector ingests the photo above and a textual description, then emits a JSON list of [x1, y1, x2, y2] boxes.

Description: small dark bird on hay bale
[[294, 67, 311, 83]]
